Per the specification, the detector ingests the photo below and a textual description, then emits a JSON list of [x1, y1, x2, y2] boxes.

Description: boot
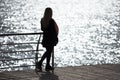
[[36, 62, 42, 72], [45, 65, 54, 71]]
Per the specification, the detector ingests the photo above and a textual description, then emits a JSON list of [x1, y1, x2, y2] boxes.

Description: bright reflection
[[0, 0, 120, 67]]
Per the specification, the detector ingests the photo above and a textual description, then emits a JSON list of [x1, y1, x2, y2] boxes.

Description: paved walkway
[[0, 64, 120, 80]]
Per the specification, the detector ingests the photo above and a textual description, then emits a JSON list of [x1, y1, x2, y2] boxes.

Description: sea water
[[0, 0, 120, 69]]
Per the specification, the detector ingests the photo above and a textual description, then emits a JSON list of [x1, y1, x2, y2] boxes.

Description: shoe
[[36, 62, 42, 72], [45, 65, 54, 71]]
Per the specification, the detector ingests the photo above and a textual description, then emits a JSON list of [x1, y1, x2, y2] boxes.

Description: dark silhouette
[[36, 7, 59, 72]]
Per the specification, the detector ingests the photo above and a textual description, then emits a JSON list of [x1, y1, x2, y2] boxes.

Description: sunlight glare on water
[[0, 0, 120, 67]]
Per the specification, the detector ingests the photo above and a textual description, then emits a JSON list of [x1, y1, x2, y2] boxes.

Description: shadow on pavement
[[39, 72, 59, 80]]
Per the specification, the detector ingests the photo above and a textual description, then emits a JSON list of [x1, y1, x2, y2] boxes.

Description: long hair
[[43, 7, 52, 19], [41, 7, 53, 28]]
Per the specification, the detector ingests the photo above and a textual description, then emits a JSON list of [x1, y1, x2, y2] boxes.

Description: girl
[[37, 7, 59, 71]]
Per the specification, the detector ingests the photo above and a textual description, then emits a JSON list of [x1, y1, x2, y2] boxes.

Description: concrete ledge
[[0, 64, 120, 80]]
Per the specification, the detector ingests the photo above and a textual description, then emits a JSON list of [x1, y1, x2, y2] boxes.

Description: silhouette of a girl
[[37, 7, 59, 71]]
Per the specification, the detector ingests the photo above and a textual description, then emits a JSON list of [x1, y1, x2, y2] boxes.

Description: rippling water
[[0, 0, 120, 68]]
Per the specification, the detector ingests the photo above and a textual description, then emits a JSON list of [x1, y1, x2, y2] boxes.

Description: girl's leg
[[45, 46, 54, 71], [46, 46, 53, 66], [37, 46, 54, 71], [38, 46, 53, 66], [38, 50, 48, 66]]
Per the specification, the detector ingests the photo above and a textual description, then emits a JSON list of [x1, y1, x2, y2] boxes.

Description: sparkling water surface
[[0, 0, 120, 69]]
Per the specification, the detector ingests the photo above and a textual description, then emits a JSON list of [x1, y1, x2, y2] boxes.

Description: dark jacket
[[41, 18, 58, 47]]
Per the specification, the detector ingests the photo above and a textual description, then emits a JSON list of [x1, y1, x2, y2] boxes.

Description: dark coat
[[41, 18, 58, 47]]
